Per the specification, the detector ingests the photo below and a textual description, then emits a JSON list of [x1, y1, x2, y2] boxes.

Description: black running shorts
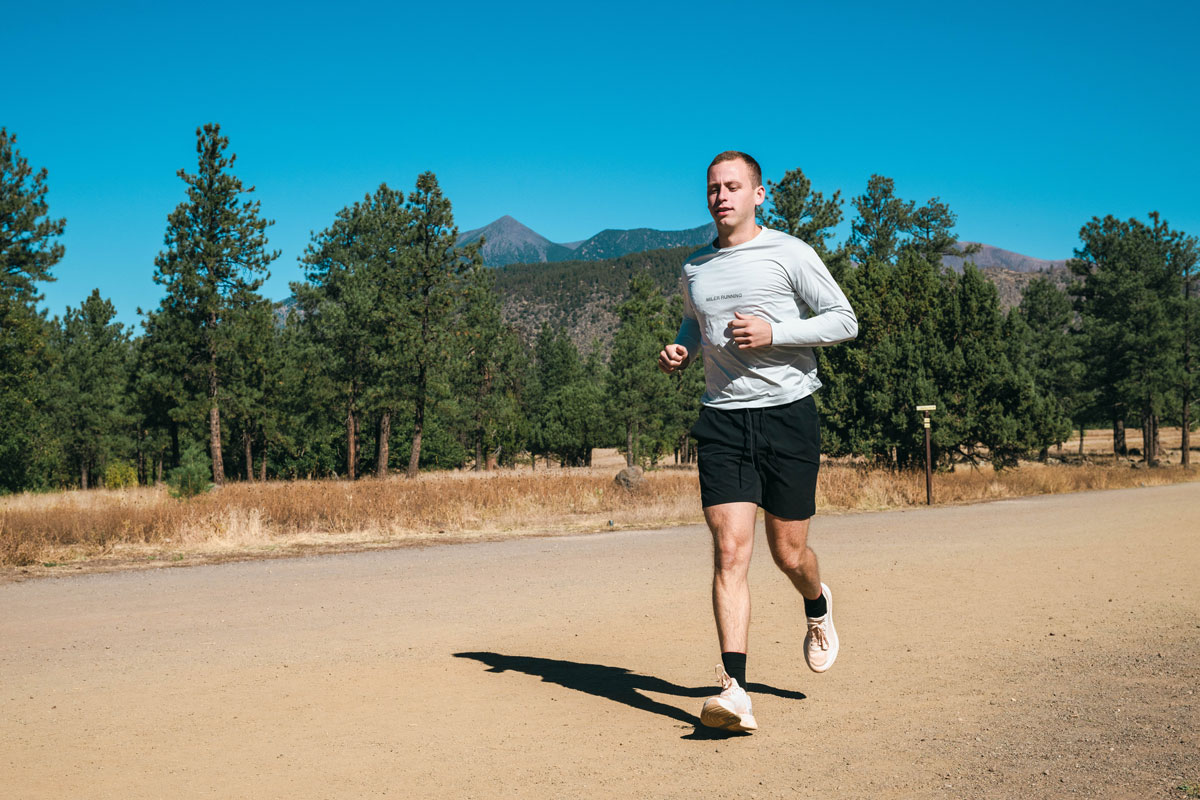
[[690, 394, 820, 520]]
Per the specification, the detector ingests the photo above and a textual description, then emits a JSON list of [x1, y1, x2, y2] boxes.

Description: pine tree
[[151, 124, 277, 484], [52, 290, 134, 487], [761, 167, 843, 254], [298, 185, 405, 479], [1070, 214, 1178, 465], [1018, 277, 1085, 459], [133, 306, 198, 481], [847, 175, 914, 266], [455, 268, 530, 470], [662, 294, 705, 464], [528, 324, 583, 467], [607, 271, 673, 467], [398, 173, 479, 476], [1140, 214, 1199, 468], [220, 295, 275, 481], [0, 128, 65, 491]]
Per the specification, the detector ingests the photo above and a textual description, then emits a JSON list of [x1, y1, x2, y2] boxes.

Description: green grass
[[1178, 783, 1200, 798]]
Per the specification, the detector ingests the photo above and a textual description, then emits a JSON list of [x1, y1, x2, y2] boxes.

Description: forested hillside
[[493, 247, 690, 352], [492, 246, 1074, 352]]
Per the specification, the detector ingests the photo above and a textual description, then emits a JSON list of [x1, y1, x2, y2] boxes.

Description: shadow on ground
[[454, 651, 805, 739]]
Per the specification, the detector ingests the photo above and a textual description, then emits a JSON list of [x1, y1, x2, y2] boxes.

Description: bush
[[167, 443, 213, 499], [103, 462, 138, 489]]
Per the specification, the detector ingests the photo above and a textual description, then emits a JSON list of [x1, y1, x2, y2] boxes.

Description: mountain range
[[457, 215, 1068, 274], [456, 216, 716, 267]]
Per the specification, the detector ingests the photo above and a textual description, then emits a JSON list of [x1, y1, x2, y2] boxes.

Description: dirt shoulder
[[1, 482, 1197, 799]]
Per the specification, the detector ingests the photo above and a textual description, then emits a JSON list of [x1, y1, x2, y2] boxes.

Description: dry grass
[[3, 451, 1198, 575]]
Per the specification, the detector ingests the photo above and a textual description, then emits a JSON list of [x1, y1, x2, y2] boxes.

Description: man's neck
[[716, 223, 761, 249]]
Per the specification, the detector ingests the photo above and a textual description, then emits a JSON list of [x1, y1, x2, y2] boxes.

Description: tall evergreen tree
[[220, 296, 275, 481], [150, 123, 277, 484], [1070, 213, 1179, 464], [1146, 214, 1199, 468], [455, 268, 530, 470], [528, 324, 583, 467], [761, 167, 844, 254], [607, 271, 673, 466], [1017, 276, 1085, 459], [398, 172, 479, 476], [52, 290, 134, 487], [133, 304, 197, 481], [847, 175, 914, 266], [298, 185, 408, 479], [0, 128, 65, 491]]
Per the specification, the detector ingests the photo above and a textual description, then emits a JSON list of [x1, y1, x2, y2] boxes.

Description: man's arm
[[660, 281, 702, 372], [770, 241, 858, 346]]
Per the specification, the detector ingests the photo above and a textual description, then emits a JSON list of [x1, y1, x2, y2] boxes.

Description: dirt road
[[3, 483, 1198, 799]]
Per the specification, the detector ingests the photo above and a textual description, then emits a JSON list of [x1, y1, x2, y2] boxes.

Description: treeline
[[1, 125, 1196, 493], [756, 170, 1198, 469]]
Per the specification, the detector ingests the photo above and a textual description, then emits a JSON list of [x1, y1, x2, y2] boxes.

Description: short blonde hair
[[709, 151, 762, 187]]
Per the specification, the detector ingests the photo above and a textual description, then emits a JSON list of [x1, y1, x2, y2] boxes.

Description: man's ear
[[754, 184, 766, 206]]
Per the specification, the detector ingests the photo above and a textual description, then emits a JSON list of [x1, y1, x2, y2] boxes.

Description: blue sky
[[8, 0, 1198, 328]]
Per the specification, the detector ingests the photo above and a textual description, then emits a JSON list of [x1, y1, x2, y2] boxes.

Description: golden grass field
[[3, 432, 1197, 575]]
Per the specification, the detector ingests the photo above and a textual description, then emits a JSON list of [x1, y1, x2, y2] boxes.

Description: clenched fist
[[658, 343, 689, 374], [729, 311, 773, 349]]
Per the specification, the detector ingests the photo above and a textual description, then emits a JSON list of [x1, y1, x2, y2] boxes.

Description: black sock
[[804, 590, 827, 618], [721, 652, 747, 687]]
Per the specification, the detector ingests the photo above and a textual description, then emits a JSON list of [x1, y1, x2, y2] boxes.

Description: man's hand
[[658, 343, 689, 374], [730, 312, 773, 349]]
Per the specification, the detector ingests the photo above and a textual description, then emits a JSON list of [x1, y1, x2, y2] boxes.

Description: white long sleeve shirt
[[674, 227, 858, 408]]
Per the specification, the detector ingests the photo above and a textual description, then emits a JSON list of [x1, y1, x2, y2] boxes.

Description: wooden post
[[917, 405, 937, 505]]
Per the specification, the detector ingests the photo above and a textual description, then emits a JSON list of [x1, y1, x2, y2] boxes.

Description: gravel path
[[2, 483, 1198, 799]]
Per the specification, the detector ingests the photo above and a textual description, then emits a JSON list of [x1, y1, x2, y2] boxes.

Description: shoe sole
[[700, 703, 758, 732]]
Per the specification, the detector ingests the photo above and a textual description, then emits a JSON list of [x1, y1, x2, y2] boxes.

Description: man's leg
[[699, 501, 759, 731], [705, 501, 758, 653], [763, 512, 821, 601], [764, 511, 838, 673]]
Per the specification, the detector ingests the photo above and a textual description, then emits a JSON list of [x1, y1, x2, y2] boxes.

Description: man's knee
[[712, 532, 753, 574], [770, 542, 813, 575]]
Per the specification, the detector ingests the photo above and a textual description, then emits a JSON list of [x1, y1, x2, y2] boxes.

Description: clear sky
[[8, 0, 1198, 328]]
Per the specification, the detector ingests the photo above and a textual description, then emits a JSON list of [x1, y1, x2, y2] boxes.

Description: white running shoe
[[804, 583, 839, 673], [700, 666, 758, 732]]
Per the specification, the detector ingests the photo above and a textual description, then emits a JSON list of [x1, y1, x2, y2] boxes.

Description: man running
[[658, 151, 858, 732]]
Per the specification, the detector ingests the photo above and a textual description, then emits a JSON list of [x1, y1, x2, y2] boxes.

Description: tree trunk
[[1141, 414, 1153, 465], [474, 433, 483, 472], [1078, 427, 1084, 457], [81, 463, 89, 490], [625, 420, 634, 467], [259, 452, 267, 482], [1113, 418, 1126, 456], [1183, 399, 1192, 469], [156, 453, 164, 485], [407, 365, 426, 478], [136, 428, 146, 485], [585, 448, 592, 467], [346, 408, 358, 480], [1147, 412, 1156, 462], [1183, 259, 1194, 468], [244, 432, 254, 482], [207, 360, 225, 485], [376, 411, 391, 478], [170, 422, 180, 470]]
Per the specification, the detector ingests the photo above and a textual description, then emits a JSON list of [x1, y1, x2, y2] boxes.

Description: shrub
[[103, 462, 139, 489], [167, 443, 213, 499]]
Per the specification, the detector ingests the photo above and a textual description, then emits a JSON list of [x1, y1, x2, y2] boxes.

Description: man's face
[[707, 158, 765, 231]]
